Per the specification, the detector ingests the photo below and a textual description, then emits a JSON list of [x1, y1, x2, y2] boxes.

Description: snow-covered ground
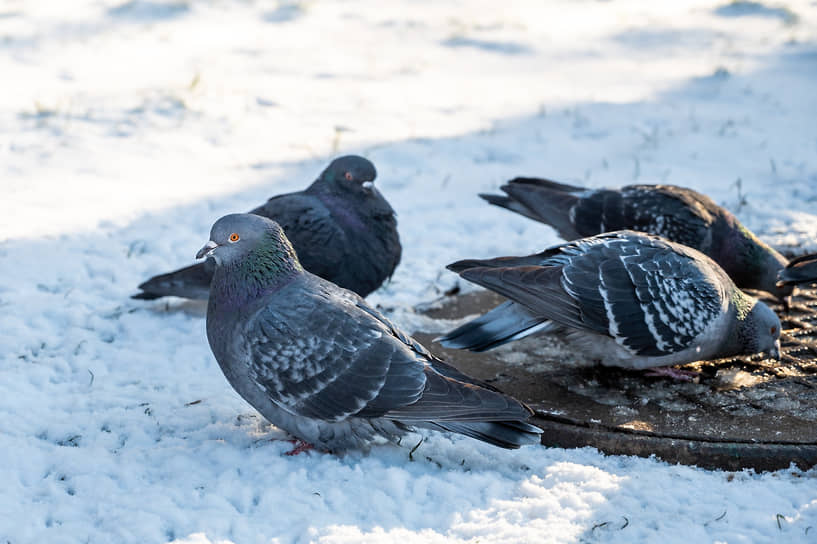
[[2, 0, 817, 542]]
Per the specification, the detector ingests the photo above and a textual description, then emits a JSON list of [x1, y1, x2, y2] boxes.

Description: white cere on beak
[[196, 240, 219, 260], [362, 181, 374, 190]]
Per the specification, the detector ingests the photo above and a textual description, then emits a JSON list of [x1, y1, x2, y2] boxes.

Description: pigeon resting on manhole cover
[[439, 231, 781, 375], [480, 178, 790, 299]]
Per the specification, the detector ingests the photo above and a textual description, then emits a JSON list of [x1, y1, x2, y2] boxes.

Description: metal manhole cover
[[414, 285, 817, 471]]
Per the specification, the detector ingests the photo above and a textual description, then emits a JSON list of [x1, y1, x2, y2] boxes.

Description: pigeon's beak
[[765, 340, 781, 361], [196, 240, 219, 260]]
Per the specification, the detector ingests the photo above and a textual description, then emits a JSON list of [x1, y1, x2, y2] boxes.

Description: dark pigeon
[[480, 178, 790, 298], [198, 213, 542, 452], [438, 231, 781, 370], [134, 155, 401, 300]]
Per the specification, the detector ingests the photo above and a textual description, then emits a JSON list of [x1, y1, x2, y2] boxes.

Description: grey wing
[[356, 300, 533, 422], [250, 194, 346, 278], [347, 297, 532, 421], [612, 245, 727, 355], [353, 301, 506, 393], [245, 280, 531, 425], [456, 236, 725, 357], [570, 185, 714, 248], [244, 292, 427, 422]]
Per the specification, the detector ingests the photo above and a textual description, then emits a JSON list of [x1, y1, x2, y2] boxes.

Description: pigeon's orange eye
[[771, 326, 777, 335], [229, 233, 240, 242], [344, 172, 353, 181]]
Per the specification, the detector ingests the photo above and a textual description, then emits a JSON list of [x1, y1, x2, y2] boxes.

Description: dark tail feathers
[[132, 260, 214, 301], [479, 193, 542, 222], [430, 419, 542, 449], [481, 177, 586, 240], [504, 177, 585, 192], [447, 254, 550, 275]]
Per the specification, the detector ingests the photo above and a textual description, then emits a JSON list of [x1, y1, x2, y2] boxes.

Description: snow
[[2, 0, 817, 542]]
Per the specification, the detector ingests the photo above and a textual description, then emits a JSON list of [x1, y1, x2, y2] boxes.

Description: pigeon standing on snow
[[438, 231, 781, 372], [134, 155, 401, 300], [480, 179, 791, 299], [198, 213, 542, 452]]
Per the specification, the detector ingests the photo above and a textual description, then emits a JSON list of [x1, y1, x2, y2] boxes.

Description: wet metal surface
[[415, 286, 817, 471]]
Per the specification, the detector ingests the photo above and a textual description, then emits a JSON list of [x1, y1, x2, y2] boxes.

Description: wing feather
[[244, 279, 531, 424]]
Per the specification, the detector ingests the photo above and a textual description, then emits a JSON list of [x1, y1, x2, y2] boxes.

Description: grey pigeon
[[134, 155, 401, 300], [438, 231, 781, 370], [199, 213, 542, 452], [480, 178, 790, 299], [777, 253, 817, 287]]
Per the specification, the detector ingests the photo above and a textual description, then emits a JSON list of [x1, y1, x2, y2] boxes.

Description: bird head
[[745, 301, 781, 360], [731, 228, 792, 300], [196, 213, 299, 269], [320, 155, 378, 195]]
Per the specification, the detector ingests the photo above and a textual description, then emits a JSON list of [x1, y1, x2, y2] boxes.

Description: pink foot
[[285, 440, 315, 456], [643, 367, 699, 381]]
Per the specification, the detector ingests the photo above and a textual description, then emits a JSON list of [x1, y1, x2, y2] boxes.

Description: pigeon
[[133, 155, 401, 300], [480, 178, 790, 299], [198, 213, 542, 452], [777, 253, 817, 287], [438, 231, 782, 371]]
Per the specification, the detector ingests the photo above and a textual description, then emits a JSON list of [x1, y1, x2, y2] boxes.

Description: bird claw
[[285, 440, 315, 456], [643, 367, 699, 381]]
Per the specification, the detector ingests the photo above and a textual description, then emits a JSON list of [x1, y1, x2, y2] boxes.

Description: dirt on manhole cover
[[414, 286, 817, 471]]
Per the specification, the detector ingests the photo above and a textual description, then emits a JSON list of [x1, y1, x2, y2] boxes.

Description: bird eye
[[344, 172, 353, 181], [771, 326, 777, 335], [229, 233, 240, 242]]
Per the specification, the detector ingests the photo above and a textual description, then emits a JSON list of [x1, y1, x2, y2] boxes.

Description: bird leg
[[285, 440, 315, 456], [643, 367, 700, 381]]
